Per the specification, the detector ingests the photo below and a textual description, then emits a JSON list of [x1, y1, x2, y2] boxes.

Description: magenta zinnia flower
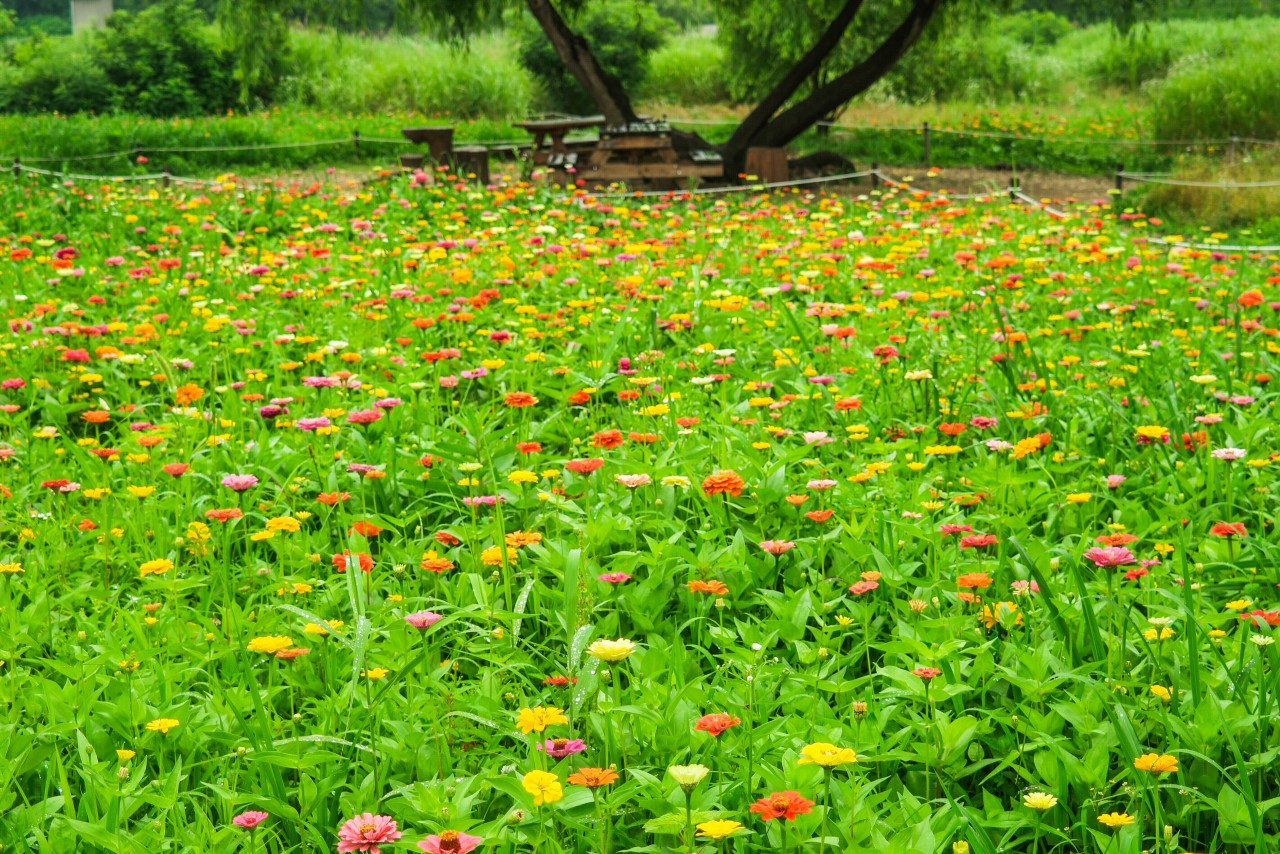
[[418, 830, 483, 854], [337, 813, 402, 854], [232, 810, 268, 829], [535, 737, 587, 758], [221, 473, 259, 491], [1083, 546, 1136, 568]]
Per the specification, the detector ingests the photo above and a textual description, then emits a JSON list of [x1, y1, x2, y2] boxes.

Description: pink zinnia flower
[[347, 409, 384, 425], [598, 572, 631, 584], [535, 737, 587, 758], [849, 580, 879, 595], [1211, 447, 1246, 461], [418, 831, 483, 854], [615, 474, 651, 488], [806, 479, 837, 490], [758, 540, 796, 556], [912, 666, 941, 680], [232, 810, 268, 830], [1010, 579, 1039, 596], [939, 523, 973, 536], [404, 611, 443, 630], [221, 473, 259, 491], [1105, 474, 1126, 489], [337, 813, 402, 854], [1083, 546, 1136, 568]]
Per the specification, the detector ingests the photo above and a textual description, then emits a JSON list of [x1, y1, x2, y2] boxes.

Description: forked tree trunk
[[720, 0, 866, 170], [525, 0, 640, 126], [747, 0, 944, 150]]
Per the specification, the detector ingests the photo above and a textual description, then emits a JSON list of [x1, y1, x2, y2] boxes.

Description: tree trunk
[[525, 0, 639, 126], [720, 0, 866, 169], [747, 0, 944, 151]]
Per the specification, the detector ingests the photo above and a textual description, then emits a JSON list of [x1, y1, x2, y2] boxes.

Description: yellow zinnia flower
[[145, 718, 179, 734], [797, 742, 858, 767], [1133, 753, 1178, 774], [1097, 812, 1135, 828], [246, 635, 294, 655], [521, 770, 563, 806], [515, 706, 568, 734], [697, 819, 744, 840], [587, 638, 636, 661], [1023, 791, 1058, 811]]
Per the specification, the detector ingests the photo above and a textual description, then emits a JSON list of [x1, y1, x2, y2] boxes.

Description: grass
[[0, 168, 1277, 853]]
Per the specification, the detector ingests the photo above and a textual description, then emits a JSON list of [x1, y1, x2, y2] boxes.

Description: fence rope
[[1117, 171, 1280, 189], [1141, 237, 1280, 253], [872, 169, 1013, 200], [582, 169, 873, 199]]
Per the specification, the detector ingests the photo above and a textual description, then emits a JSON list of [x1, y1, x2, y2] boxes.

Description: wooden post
[[1008, 173, 1019, 202], [922, 122, 931, 169], [162, 170, 171, 189], [744, 147, 788, 184], [869, 162, 878, 189], [1115, 164, 1124, 193], [452, 146, 491, 185]]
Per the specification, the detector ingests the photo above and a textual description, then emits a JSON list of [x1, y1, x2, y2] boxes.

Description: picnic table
[[517, 117, 724, 188], [515, 116, 606, 167]]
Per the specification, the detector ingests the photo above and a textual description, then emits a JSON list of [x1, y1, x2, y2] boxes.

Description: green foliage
[[515, 0, 670, 114], [1150, 48, 1280, 141], [639, 30, 729, 104], [219, 0, 291, 107], [279, 30, 534, 117], [0, 0, 236, 116], [992, 9, 1073, 45]]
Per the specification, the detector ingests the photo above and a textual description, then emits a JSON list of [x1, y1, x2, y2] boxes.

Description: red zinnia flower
[[332, 550, 374, 573], [1210, 522, 1247, 538], [694, 712, 741, 736], [749, 791, 814, 822], [565, 458, 605, 475]]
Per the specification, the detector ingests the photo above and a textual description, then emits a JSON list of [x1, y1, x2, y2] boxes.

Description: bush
[[1149, 50, 1280, 141], [0, 0, 237, 116], [279, 30, 533, 118], [515, 0, 669, 115], [992, 10, 1074, 47], [640, 31, 728, 104]]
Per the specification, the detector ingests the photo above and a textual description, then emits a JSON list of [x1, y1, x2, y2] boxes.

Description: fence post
[[1229, 136, 1238, 159], [922, 122, 931, 169], [869, 162, 878, 190], [1008, 173, 1019, 202], [353, 130, 361, 159], [162, 170, 171, 189], [1114, 164, 1124, 194]]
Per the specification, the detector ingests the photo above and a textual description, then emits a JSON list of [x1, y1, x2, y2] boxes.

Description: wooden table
[[515, 116, 605, 166], [576, 121, 724, 187]]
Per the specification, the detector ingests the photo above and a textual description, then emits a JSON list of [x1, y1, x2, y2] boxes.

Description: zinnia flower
[[797, 742, 857, 767], [521, 770, 563, 806], [1098, 812, 1135, 828], [694, 712, 741, 736], [749, 791, 814, 821], [1083, 546, 1136, 568], [1133, 753, 1178, 774], [337, 813, 402, 853], [702, 470, 745, 497], [758, 540, 795, 555], [536, 738, 587, 758], [567, 767, 619, 788], [668, 764, 709, 791], [515, 706, 568, 734], [232, 811, 268, 829], [697, 820, 744, 840], [587, 638, 636, 661], [404, 611, 443, 630], [1023, 791, 1057, 811], [417, 830, 482, 854]]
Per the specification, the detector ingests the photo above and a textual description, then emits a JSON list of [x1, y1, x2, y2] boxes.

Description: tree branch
[[721, 0, 866, 164], [524, 0, 639, 125], [749, 0, 945, 150]]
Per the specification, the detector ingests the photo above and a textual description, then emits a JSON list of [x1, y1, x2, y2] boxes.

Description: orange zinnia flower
[[504, 391, 539, 408], [687, 579, 729, 595], [349, 521, 383, 537], [175, 383, 204, 405], [590, 429, 624, 449], [702, 470, 745, 497], [957, 572, 992, 589], [567, 767, 619, 788], [205, 508, 244, 523], [1210, 522, 1246, 538], [749, 791, 814, 822], [317, 491, 351, 505]]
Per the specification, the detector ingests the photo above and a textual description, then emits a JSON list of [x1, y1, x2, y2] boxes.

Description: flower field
[[1, 170, 1278, 854]]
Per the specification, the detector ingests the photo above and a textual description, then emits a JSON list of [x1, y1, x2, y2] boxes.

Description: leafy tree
[[514, 0, 669, 115]]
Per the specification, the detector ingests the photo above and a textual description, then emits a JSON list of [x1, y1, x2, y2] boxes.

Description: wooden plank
[[595, 136, 672, 151], [584, 162, 724, 180], [516, 116, 605, 132]]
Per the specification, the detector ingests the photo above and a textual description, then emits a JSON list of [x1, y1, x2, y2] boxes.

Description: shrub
[[279, 30, 533, 118], [640, 30, 729, 105], [992, 10, 1074, 47], [1149, 50, 1280, 141], [515, 0, 669, 115]]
